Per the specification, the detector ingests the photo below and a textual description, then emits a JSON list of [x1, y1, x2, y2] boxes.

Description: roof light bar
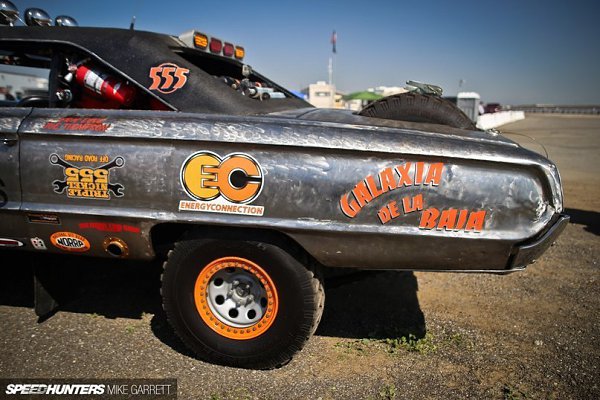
[[234, 46, 245, 60], [209, 37, 222, 54], [178, 30, 245, 61], [193, 32, 208, 50], [223, 42, 234, 57]]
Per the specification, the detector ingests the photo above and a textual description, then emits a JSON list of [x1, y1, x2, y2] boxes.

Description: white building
[[0, 70, 48, 100], [306, 81, 335, 108]]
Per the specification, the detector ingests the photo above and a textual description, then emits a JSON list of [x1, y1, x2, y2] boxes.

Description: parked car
[[0, 7, 568, 369], [484, 103, 502, 114]]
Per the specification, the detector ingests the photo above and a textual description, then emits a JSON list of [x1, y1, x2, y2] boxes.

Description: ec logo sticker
[[149, 63, 189, 94], [50, 232, 90, 252], [179, 151, 265, 216]]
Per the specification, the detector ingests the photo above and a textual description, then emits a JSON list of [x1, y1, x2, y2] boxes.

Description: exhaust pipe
[[103, 237, 129, 258]]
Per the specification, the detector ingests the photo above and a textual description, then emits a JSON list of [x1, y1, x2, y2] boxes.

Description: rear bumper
[[509, 214, 570, 269]]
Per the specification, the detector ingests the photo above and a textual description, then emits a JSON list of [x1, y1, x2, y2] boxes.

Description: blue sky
[[9, 0, 600, 104]]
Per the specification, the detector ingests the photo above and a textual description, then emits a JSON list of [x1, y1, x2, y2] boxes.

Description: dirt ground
[[0, 114, 598, 399]]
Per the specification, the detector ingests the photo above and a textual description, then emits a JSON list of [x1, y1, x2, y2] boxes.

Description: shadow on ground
[[565, 208, 599, 236], [0, 251, 425, 354]]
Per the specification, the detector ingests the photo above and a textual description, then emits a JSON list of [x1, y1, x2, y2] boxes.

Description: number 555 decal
[[149, 63, 190, 94]]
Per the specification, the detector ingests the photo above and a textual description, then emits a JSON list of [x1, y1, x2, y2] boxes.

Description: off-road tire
[[359, 92, 477, 130], [161, 239, 323, 369]]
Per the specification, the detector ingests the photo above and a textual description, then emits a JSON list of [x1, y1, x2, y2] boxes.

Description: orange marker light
[[194, 33, 208, 50], [234, 46, 245, 60]]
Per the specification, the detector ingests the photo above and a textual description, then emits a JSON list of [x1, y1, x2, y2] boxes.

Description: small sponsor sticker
[[43, 117, 111, 132], [0, 238, 24, 247], [50, 153, 125, 200], [78, 222, 141, 234], [50, 232, 90, 252], [179, 151, 265, 216], [30, 237, 47, 250], [149, 63, 190, 94], [27, 213, 61, 225]]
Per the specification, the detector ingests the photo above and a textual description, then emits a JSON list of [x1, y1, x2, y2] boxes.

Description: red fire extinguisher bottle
[[75, 65, 136, 106]]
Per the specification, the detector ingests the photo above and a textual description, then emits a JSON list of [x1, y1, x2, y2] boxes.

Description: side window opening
[[0, 44, 170, 111], [174, 48, 291, 101], [0, 55, 50, 107]]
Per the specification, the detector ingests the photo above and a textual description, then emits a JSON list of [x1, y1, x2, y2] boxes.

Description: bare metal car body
[[0, 23, 570, 369], [0, 27, 567, 273], [2, 105, 567, 272]]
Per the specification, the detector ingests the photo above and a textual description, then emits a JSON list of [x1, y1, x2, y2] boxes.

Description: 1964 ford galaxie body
[[0, 18, 568, 368]]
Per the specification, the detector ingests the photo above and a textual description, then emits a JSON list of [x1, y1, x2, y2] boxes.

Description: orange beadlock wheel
[[194, 256, 279, 340]]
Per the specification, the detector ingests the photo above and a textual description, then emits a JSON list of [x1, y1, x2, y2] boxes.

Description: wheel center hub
[[233, 281, 252, 298]]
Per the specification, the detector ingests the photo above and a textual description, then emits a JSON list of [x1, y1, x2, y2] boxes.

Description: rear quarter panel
[[18, 109, 557, 270]]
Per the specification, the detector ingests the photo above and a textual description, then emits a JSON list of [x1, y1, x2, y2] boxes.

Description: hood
[[268, 107, 519, 147]]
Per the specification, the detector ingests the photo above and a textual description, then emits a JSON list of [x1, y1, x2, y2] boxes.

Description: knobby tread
[[359, 92, 478, 130], [161, 239, 325, 370]]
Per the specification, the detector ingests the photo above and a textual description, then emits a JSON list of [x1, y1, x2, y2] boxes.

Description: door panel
[[0, 108, 30, 238]]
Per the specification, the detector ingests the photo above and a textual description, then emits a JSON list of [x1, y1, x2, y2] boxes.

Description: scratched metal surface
[[2, 107, 564, 271]]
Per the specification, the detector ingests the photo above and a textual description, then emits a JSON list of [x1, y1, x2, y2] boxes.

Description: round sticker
[[50, 232, 90, 252]]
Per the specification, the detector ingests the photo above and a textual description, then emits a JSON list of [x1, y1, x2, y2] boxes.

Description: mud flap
[[33, 264, 79, 321], [33, 265, 61, 320]]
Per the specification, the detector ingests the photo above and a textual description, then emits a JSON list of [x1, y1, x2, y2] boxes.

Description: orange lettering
[[379, 167, 397, 192], [389, 201, 400, 218], [414, 162, 425, 185], [353, 181, 373, 207], [402, 194, 423, 214], [419, 208, 440, 229], [437, 209, 458, 230], [455, 209, 469, 230], [395, 163, 413, 187], [340, 193, 360, 218], [365, 175, 383, 198], [378, 206, 391, 224], [465, 210, 486, 232], [424, 162, 444, 185]]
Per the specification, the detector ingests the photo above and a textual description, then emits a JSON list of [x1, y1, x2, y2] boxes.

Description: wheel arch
[[150, 222, 318, 267]]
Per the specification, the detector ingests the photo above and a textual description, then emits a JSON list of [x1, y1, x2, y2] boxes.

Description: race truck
[[0, 4, 568, 369]]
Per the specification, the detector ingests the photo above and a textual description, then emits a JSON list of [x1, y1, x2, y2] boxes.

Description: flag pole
[[328, 56, 333, 86], [329, 30, 337, 86]]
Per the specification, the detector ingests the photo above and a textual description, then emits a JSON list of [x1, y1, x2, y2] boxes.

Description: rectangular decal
[[78, 222, 141, 234], [44, 117, 111, 132], [178, 151, 265, 217], [50, 154, 124, 200], [30, 237, 47, 250], [27, 213, 61, 225]]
